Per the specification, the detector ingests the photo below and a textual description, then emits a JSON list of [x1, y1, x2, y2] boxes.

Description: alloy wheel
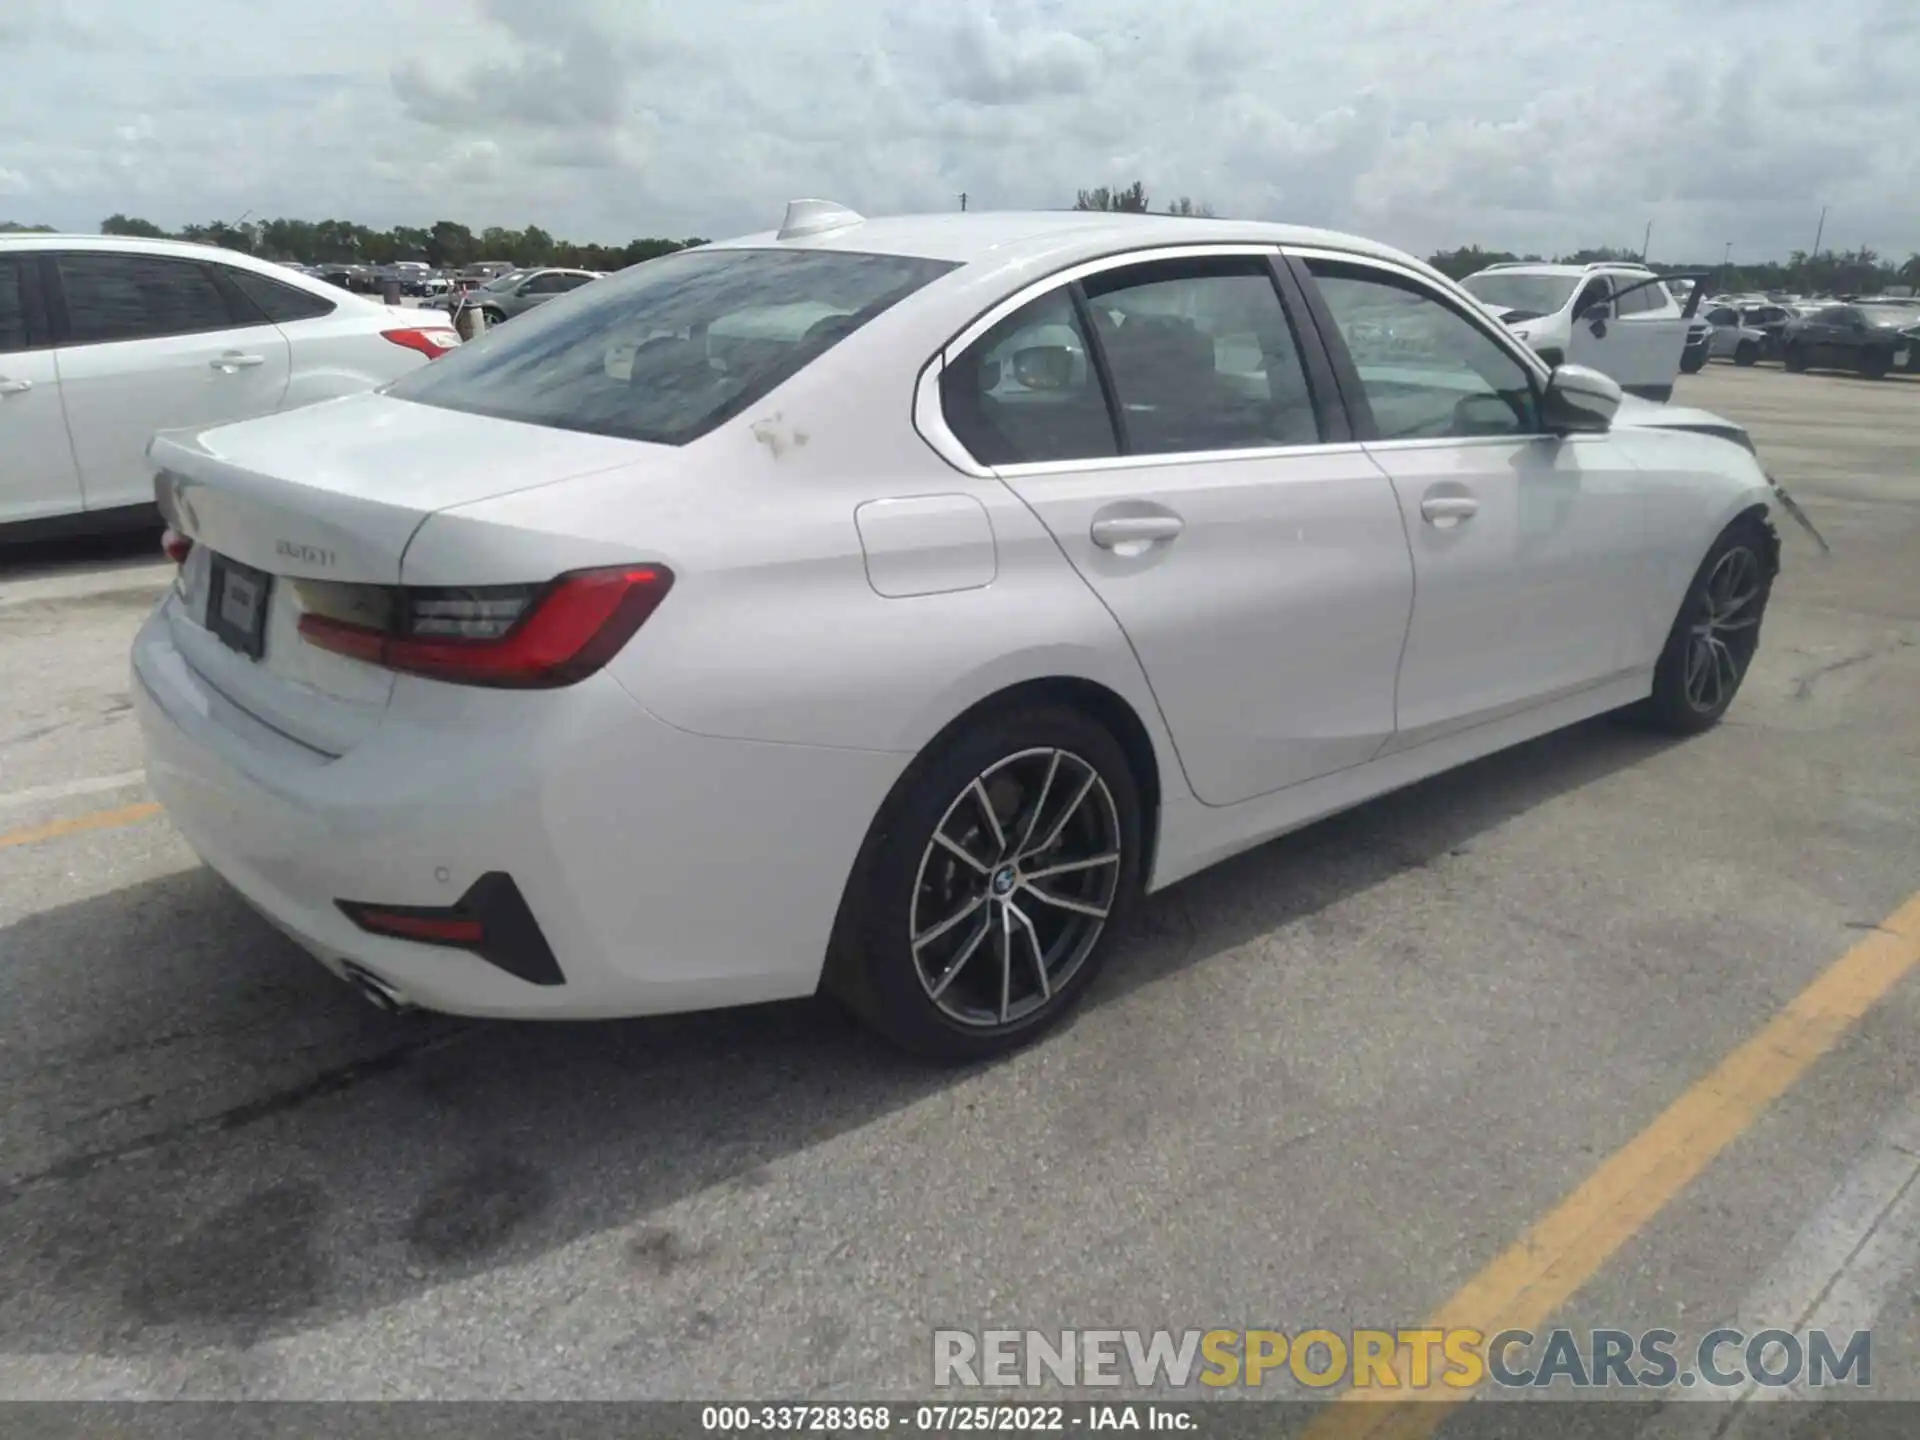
[[1683, 545, 1763, 713], [908, 748, 1122, 1028]]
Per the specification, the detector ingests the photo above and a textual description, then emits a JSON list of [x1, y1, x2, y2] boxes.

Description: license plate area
[[206, 554, 274, 660]]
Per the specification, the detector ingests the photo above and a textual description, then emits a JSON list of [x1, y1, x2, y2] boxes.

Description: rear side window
[[0, 259, 28, 353], [56, 253, 236, 345], [388, 247, 955, 445], [225, 268, 338, 322], [1082, 257, 1321, 453]]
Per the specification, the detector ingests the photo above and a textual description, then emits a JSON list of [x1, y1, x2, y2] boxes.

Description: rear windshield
[[387, 247, 957, 445]]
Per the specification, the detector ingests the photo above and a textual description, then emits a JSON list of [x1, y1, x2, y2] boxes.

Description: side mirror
[[1542, 363, 1623, 433], [1452, 393, 1519, 436], [1010, 345, 1077, 391]]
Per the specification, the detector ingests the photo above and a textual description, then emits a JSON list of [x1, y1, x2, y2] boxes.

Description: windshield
[[480, 270, 529, 291], [388, 246, 956, 445], [1460, 273, 1580, 320]]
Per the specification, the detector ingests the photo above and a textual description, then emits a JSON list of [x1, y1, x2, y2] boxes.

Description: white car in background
[[1460, 261, 1697, 401], [0, 235, 459, 539], [135, 203, 1781, 1061]]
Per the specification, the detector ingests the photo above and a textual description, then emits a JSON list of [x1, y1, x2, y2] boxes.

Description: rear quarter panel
[[280, 311, 427, 408], [415, 343, 1190, 805]]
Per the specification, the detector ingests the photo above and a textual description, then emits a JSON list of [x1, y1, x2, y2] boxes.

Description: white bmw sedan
[[133, 202, 1781, 1060]]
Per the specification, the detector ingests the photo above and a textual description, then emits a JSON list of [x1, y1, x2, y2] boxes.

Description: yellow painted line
[[0, 801, 163, 851], [1305, 890, 1920, 1440]]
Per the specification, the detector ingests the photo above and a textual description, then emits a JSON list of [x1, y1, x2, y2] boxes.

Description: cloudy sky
[[2, 0, 1916, 263]]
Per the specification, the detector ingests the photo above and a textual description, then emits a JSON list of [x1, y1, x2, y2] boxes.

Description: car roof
[[1467, 262, 1650, 278], [0, 232, 380, 303], [705, 207, 1441, 279]]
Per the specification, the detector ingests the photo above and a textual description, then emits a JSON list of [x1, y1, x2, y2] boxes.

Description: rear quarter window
[[386, 247, 956, 445], [225, 268, 339, 322]]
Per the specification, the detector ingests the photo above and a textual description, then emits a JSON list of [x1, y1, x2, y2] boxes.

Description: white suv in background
[[1460, 261, 1691, 401], [0, 235, 459, 538]]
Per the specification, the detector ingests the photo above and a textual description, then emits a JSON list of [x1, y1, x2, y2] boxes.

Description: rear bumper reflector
[[337, 872, 566, 987]]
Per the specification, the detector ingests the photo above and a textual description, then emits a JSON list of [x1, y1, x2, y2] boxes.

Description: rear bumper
[[132, 599, 908, 1019]]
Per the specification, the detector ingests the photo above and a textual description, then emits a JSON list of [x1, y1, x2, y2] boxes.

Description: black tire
[[1680, 348, 1708, 375], [824, 704, 1144, 1062], [1782, 343, 1808, 373], [1637, 515, 1777, 735], [1734, 340, 1759, 367], [482, 307, 507, 326], [1858, 348, 1890, 380]]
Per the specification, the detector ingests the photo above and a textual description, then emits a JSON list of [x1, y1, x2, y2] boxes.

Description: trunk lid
[[151, 392, 643, 755]]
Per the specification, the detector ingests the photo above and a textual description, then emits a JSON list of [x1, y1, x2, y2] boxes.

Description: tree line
[[8, 201, 1918, 295], [75, 215, 705, 272]]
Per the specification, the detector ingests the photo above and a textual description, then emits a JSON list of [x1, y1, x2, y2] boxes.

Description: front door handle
[[0, 377, 31, 395], [1420, 495, 1480, 528], [1090, 513, 1185, 551], [210, 352, 266, 372]]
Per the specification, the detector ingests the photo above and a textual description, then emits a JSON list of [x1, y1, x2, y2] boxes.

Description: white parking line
[[1640, 1092, 1920, 1436], [0, 770, 147, 812]]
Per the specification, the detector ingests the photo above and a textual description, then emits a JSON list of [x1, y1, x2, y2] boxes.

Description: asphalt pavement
[[1, 366, 1917, 1426]]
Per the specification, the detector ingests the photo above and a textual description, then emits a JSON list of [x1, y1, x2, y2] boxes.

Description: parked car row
[[422, 266, 604, 323], [280, 259, 533, 299], [0, 234, 460, 535], [1694, 294, 1920, 377]]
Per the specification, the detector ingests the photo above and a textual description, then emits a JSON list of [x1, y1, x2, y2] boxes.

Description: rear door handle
[[0, 377, 31, 395], [211, 352, 266, 372], [1090, 513, 1185, 550], [1420, 495, 1480, 528]]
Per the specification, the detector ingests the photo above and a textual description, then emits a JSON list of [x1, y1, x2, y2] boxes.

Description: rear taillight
[[297, 565, 673, 688], [381, 326, 461, 359], [161, 527, 193, 564]]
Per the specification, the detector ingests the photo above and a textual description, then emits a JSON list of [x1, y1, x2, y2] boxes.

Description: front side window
[[56, 253, 235, 345], [1571, 276, 1614, 316], [941, 289, 1117, 466], [389, 246, 955, 446], [1081, 257, 1321, 454], [1306, 260, 1541, 441]]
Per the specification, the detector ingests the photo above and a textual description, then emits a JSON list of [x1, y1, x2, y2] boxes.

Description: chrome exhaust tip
[[340, 963, 413, 1015]]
